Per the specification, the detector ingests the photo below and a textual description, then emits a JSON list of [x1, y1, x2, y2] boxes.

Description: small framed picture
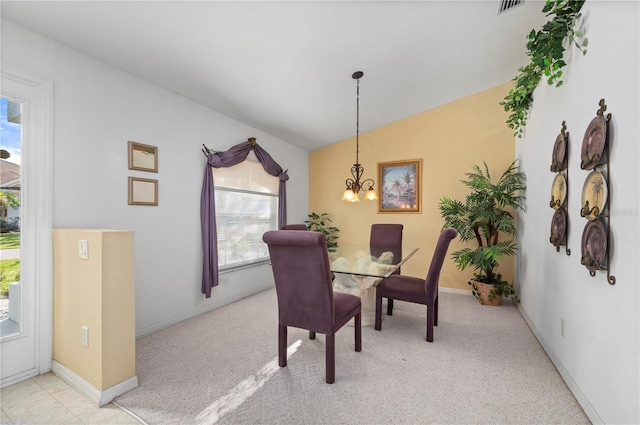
[[128, 177, 158, 206], [128, 141, 158, 173], [377, 159, 422, 213]]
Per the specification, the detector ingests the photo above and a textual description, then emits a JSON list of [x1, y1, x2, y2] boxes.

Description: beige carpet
[[114, 288, 590, 425]]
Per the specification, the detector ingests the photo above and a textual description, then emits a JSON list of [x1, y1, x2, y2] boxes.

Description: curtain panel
[[201, 138, 288, 297]]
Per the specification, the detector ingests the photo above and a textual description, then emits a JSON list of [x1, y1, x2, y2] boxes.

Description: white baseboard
[[443, 287, 602, 423], [517, 306, 602, 424], [135, 284, 274, 339], [52, 361, 138, 407], [440, 286, 472, 295]]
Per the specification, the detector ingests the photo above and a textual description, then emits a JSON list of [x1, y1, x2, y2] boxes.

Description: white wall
[[516, 2, 639, 423], [1, 19, 309, 338]]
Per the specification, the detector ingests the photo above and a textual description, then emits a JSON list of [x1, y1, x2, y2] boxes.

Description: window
[[213, 155, 279, 270]]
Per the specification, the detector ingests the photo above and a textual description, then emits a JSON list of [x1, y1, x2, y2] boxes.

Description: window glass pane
[[1, 97, 22, 338], [215, 189, 277, 269], [212, 154, 279, 270]]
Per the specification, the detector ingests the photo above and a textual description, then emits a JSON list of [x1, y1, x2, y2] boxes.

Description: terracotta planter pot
[[472, 281, 503, 306]]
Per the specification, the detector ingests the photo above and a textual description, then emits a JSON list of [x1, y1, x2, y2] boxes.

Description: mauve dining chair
[[374, 227, 457, 342], [369, 223, 403, 247], [280, 223, 339, 282], [280, 224, 308, 230], [262, 230, 362, 384], [370, 223, 404, 313]]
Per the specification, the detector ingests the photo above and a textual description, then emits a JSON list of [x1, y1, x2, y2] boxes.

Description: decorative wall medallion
[[580, 218, 607, 272], [550, 208, 567, 248], [578, 99, 614, 284], [580, 117, 607, 170], [551, 121, 568, 172], [549, 120, 570, 255], [581, 99, 611, 170], [580, 170, 607, 220], [550, 173, 567, 210]]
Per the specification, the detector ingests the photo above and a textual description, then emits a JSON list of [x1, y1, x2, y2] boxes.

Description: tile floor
[[1, 373, 142, 425]]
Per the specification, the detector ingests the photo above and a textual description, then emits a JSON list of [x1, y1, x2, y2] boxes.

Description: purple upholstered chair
[[370, 224, 403, 247], [374, 227, 457, 342], [263, 230, 362, 384], [370, 224, 404, 313], [280, 224, 308, 230]]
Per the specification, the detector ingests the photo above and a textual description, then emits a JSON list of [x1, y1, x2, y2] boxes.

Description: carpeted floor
[[114, 288, 590, 425]]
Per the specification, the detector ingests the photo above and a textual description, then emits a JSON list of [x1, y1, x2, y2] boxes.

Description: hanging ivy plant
[[501, 0, 588, 137]]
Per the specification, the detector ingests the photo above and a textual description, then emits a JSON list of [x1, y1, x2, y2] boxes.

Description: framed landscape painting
[[377, 159, 422, 213]]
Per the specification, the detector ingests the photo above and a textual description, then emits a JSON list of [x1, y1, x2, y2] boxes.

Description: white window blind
[[213, 156, 279, 270]]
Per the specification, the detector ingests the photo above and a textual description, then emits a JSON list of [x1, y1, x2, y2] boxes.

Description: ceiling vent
[[497, 0, 523, 14]]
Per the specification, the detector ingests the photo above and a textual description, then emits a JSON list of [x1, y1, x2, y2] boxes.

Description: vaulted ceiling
[[1, 1, 549, 151]]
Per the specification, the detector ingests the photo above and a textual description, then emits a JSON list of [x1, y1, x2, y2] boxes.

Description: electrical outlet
[[82, 326, 89, 347], [78, 240, 89, 259], [560, 318, 565, 338]]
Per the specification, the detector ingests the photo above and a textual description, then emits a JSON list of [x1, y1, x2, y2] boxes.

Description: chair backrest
[[370, 224, 404, 274], [263, 230, 335, 334], [280, 224, 308, 230], [369, 224, 403, 246], [424, 227, 458, 300]]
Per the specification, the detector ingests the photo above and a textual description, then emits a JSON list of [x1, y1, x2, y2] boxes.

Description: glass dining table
[[329, 243, 419, 325]]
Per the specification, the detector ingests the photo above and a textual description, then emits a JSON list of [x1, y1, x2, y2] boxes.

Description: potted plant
[[438, 161, 526, 305], [304, 212, 340, 253]]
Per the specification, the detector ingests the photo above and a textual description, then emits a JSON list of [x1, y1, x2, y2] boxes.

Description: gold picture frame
[[377, 159, 422, 213], [128, 141, 158, 172], [128, 177, 158, 206]]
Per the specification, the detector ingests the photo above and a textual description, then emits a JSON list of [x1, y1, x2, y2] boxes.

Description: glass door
[[1, 68, 53, 387], [0, 97, 22, 338], [0, 91, 36, 385]]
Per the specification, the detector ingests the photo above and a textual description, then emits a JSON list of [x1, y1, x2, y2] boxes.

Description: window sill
[[218, 260, 270, 275]]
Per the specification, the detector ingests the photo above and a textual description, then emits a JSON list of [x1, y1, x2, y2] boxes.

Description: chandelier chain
[[342, 70, 377, 202], [355, 77, 360, 164]]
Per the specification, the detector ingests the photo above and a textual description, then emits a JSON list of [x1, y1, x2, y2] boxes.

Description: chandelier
[[342, 71, 378, 202]]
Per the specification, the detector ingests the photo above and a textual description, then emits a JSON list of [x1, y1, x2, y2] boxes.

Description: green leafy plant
[[501, 0, 588, 137], [305, 212, 339, 252], [0, 218, 20, 234], [0, 259, 20, 298], [0, 190, 20, 220], [438, 161, 526, 304]]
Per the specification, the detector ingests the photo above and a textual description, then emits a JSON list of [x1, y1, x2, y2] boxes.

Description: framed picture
[[128, 141, 158, 172], [128, 177, 158, 206], [377, 159, 422, 213]]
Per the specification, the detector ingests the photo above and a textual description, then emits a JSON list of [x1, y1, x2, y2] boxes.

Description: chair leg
[[309, 330, 316, 340], [375, 293, 383, 330], [326, 334, 335, 384], [355, 312, 362, 352], [434, 295, 439, 327], [387, 299, 394, 316], [279, 324, 288, 366], [426, 305, 435, 342]]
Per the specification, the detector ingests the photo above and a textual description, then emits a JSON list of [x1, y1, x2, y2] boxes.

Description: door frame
[[1, 64, 53, 387]]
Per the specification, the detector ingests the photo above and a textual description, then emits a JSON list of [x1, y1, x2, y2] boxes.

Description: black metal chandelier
[[342, 71, 378, 202]]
